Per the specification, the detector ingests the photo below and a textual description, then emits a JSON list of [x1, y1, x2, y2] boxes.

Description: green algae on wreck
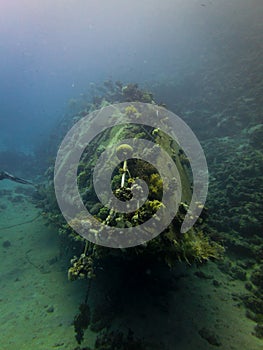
[[40, 83, 224, 281]]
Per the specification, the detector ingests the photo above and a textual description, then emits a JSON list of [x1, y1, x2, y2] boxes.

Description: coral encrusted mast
[[39, 81, 224, 281]]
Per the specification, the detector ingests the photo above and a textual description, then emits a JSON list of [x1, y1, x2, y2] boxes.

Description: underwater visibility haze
[[0, 0, 262, 349]]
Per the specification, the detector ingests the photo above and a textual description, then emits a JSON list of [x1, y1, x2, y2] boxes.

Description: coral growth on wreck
[[38, 81, 223, 283]]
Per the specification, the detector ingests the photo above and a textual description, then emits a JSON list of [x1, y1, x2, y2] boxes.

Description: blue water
[[0, 1, 262, 349], [1, 0, 260, 154]]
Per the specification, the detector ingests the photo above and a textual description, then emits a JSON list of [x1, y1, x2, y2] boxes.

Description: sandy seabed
[[0, 182, 262, 350]]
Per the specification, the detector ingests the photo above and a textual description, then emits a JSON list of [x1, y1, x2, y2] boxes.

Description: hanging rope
[[0, 212, 42, 231]]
